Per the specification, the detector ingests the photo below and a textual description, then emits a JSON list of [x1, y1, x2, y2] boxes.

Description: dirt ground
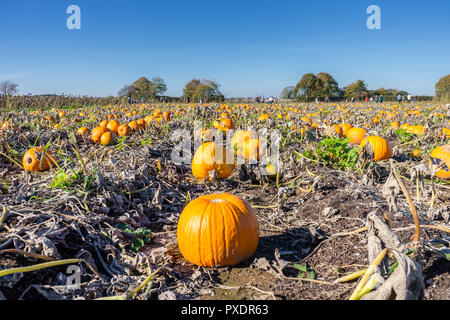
[[0, 108, 449, 301]]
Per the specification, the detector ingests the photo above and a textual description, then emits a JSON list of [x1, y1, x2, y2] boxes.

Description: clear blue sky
[[0, 0, 449, 97]]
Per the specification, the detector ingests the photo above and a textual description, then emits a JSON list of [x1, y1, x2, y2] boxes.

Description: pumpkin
[[100, 131, 114, 145], [360, 136, 392, 161], [219, 118, 235, 131], [76, 127, 89, 135], [339, 124, 353, 136], [346, 127, 367, 145], [162, 111, 171, 122], [412, 149, 421, 158], [128, 120, 139, 131], [262, 163, 278, 180], [429, 145, 450, 179], [99, 120, 109, 128], [23, 146, 56, 172], [106, 120, 120, 134], [177, 193, 260, 267], [231, 130, 256, 153], [324, 125, 343, 137], [390, 122, 400, 129], [442, 128, 450, 138], [136, 118, 146, 130], [192, 142, 235, 181], [257, 114, 269, 121], [239, 138, 261, 162], [117, 124, 131, 137], [91, 126, 108, 144]]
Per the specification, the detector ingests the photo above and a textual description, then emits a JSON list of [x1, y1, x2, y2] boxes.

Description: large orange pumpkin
[[429, 145, 450, 179], [360, 136, 392, 161], [23, 147, 57, 172], [192, 142, 235, 181], [177, 193, 260, 267]]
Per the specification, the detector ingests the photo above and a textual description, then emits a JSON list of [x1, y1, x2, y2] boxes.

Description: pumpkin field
[[0, 101, 449, 300]]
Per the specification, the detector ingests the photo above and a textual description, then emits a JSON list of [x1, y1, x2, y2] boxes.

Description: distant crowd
[[255, 96, 278, 104]]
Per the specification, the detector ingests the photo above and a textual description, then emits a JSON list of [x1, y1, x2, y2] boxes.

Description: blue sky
[[0, 0, 449, 97]]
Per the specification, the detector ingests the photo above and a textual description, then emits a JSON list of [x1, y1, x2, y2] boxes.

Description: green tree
[[293, 73, 319, 101], [316, 72, 341, 99], [119, 77, 167, 100], [183, 79, 222, 102], [293, 73, 341, 101], [435, 74, 450, 102], [280, 86, 295, 99], [344, 80, 369, 101]]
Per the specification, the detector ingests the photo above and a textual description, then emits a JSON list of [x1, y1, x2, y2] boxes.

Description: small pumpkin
[[262, 163, 278, 180], [100, 131, 115, 145], [346, 127, 367, 145], [76, 127, 89, 136], [360, 136, 392, 161], [23, 146, 57, 172], [106, 120, 120, 134], [91, 126, 108, 144], [390, 122, 400, 129], [429, 145, 450, 179], [219, 118, 235, 130], [128, 120, 139, 131], [412, 149, 421, 158], [339, 123, 353, 136], [117, 124, 131, 137], [192, 142, 235, 181], [177, 193, 260, 267], [162, 111, 171, 122], [136, 118, 147, 130], [324, 125, 343, 137]]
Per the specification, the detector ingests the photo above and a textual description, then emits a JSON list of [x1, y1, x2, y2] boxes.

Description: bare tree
[[0, 80, 19, 96]]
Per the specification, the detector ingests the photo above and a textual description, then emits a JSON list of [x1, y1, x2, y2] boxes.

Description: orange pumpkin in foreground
[[23, 147, 57, 172], [177, 193, 260, 267], [360, 136, 392, 161], [192, 142, 235, 181]]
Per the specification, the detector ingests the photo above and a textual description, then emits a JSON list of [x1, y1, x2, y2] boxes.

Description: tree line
[[0, 73, 448, 108], [118, 77, 223, 103], [281, 73, 449, 102]]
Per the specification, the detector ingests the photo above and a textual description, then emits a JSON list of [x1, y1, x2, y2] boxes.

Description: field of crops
[[0, 101, 449, 300]]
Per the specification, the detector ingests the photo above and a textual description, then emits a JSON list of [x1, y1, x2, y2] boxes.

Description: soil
[[0, 105, 449, 301]]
